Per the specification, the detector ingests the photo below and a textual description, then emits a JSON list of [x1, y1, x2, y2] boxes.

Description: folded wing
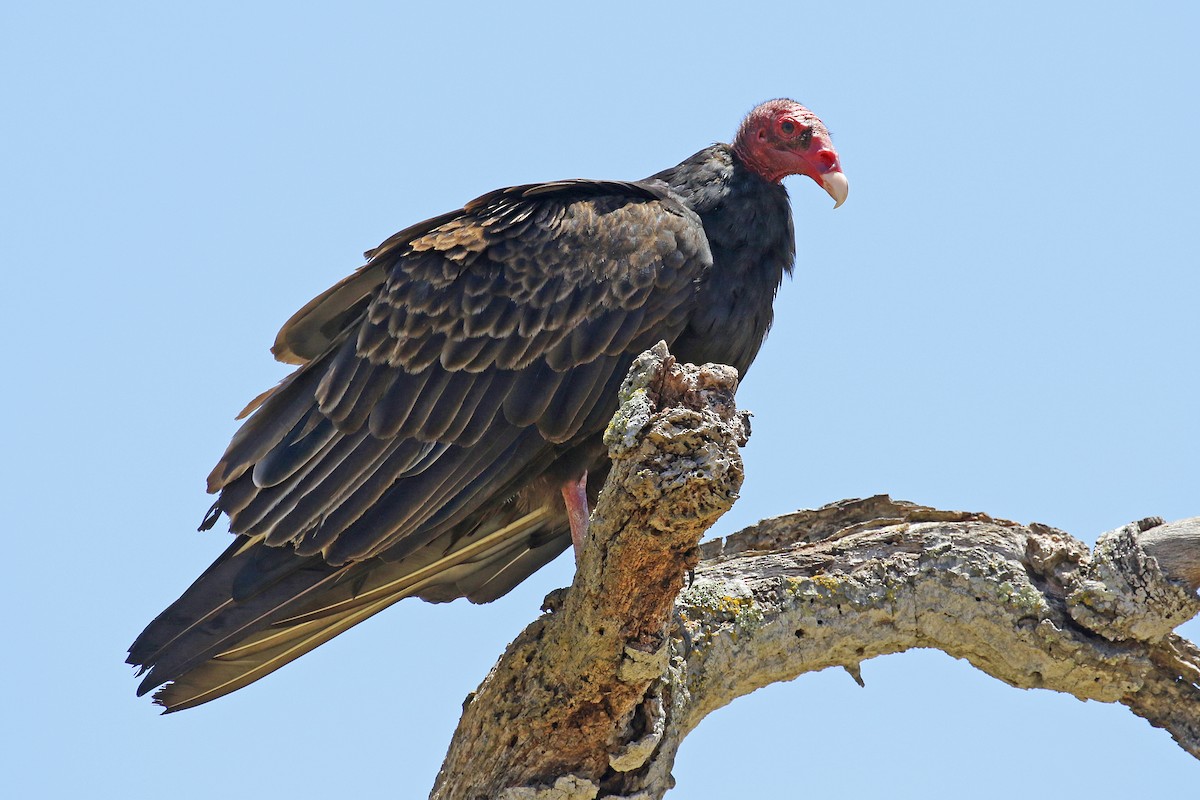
[[128, 179, 712, 710]]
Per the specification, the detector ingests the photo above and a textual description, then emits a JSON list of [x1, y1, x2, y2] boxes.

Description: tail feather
[[128, 535, 272, 674], [132, 547, 342, 697], [129, 504, 569, 712], [152, 591, 403, 712]]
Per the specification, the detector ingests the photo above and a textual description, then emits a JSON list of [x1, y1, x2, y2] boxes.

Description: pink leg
[[561, 471, 590, 558]]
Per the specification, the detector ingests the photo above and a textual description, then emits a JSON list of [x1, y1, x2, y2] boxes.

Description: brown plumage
[[129, 100, 847, 711]]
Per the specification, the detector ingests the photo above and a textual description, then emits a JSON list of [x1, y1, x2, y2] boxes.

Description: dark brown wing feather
[[204, 181, 708, 559], [129, 179, 712, 710]]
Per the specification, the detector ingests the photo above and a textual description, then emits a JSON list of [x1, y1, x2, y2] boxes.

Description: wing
[[129, 179, 712, 709], [207, 180, 708, 563]]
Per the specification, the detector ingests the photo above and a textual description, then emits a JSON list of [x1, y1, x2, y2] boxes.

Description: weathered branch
[[432, 343, 748, 800], [431, 347, 1200, 799]]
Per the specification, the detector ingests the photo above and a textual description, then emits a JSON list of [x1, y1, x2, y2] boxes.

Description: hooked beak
[[820, 170, 849, 208]]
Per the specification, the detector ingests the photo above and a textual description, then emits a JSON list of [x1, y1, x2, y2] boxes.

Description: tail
[[128, 505, 569, 712]]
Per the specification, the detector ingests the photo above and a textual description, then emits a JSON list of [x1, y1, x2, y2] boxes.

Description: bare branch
[[431, 349, 1200, 799], [432, 343, 748, 800], [666, 501, 1200, 776], [1139, 517, 1200, 592]]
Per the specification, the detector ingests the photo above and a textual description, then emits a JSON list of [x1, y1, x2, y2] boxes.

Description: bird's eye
[[780, 120, 796, 136]]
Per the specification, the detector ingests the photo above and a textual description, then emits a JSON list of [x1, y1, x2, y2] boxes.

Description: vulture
[[128, 99, 848, 711]]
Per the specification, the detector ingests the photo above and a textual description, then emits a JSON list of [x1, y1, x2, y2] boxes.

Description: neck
[[731, 140, 783, 183]]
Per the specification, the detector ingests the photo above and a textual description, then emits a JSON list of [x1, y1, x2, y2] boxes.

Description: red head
[[733, 99, 848, 207]]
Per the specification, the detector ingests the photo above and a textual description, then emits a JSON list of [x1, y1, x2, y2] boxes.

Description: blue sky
[[3, 2, 1197, 796]]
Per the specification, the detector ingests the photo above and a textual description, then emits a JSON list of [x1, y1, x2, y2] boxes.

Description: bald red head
[[733, 99, 848, 207]]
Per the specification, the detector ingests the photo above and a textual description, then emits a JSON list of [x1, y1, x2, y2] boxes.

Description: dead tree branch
[[431, 346, 1200, 800]]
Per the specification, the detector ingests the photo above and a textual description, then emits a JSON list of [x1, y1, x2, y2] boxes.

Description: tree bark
[[431, 345, 1200, 800]]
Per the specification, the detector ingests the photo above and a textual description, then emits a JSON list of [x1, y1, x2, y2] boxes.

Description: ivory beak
[[820, 171, 849, 208]]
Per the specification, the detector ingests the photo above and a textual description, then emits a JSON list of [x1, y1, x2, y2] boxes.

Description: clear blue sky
[[4, 2, 1197, 796]]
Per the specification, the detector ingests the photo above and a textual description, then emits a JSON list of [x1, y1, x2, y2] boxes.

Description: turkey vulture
[[128, 99, 847, 711]]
